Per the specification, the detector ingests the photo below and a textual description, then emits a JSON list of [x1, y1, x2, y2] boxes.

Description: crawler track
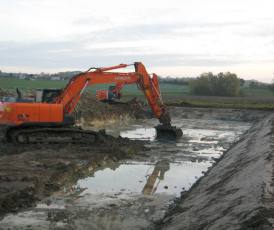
[[6, 126, 102, 144]]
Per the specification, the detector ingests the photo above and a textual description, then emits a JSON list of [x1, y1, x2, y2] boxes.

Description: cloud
[[0, 0, 274, 82], [70, 20, 254, 45], [0, 39, 259, 72]]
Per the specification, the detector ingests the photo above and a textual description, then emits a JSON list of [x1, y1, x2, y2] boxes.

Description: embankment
[[156, 114, 274, 230]]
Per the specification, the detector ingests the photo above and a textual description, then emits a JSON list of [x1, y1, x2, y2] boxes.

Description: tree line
[[189, 72, 241, 97]]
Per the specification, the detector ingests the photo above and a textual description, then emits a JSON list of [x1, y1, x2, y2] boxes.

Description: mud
[[77, 92, 150, 127], [0, 131, 145, 217], [0, 88, 16, 98], [1, 107, 268, 230], [0, 88, 148, 217], [156, 113, 274, 230], [0, 87, 273, 230]]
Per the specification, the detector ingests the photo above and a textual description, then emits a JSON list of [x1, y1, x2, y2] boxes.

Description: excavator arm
[[56, 62, 172, 126], [133, 62, 171, 126], [55, 62, 182, 138]]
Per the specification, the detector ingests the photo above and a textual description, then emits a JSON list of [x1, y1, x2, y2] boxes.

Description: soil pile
[[77, 91, 150, 124], [156, 114, 274, 230], [0, 88, 14, 98]]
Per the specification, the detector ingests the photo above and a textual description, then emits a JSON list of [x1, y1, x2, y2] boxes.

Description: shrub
[[190, 72, 241, 96]]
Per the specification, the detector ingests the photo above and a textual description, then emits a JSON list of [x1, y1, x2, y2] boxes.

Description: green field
[[1, 77, 274, 110], [1, 77, 274, 97], [0, 78, 67, 89], [0, 77, 189, 97], [241, 87, 274, 97]]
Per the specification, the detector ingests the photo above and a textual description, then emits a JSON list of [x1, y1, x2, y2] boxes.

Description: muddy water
[[0, 110, 251, 230]]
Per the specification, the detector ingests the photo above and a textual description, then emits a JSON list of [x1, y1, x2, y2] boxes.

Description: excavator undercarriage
[[5, 126, 100, 144]]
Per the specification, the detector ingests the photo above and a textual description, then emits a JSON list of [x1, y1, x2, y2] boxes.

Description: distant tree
[[158, 76, 191, 85], [190, 72, 240, 96]]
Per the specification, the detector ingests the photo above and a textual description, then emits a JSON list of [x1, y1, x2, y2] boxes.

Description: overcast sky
[[0, 0, 274, 82]]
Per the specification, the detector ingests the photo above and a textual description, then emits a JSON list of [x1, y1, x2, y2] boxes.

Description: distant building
[[51, 76, 61, 81], [19, 75, 26, 80]]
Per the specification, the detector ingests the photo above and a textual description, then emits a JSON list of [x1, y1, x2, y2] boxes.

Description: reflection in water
[[120, 127, 156, 141], [142, 160, 170, 195], [77, 161, 209, 196]]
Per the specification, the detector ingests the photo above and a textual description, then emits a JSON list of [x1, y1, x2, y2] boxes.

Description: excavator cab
[[35, 89, 62, 103], [0, 89, 61, 104], [96, 86, 121, 103]]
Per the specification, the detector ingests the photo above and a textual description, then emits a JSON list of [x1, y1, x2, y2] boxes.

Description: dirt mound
[[155, 114, 274, 230], [0, 88, 14, 97], [77, 91, 150, 124]]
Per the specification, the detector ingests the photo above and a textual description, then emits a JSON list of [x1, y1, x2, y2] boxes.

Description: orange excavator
[[0, 62, 182, 143]]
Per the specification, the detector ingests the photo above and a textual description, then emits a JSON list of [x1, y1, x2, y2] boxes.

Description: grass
[[0, 77, 67, 89], [241, 87, 274, 97], [1, 77, 274, 110], [0, 77, 189, 96]]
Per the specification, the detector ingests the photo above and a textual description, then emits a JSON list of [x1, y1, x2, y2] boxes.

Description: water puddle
[[77, 161, 210, 197], [120, 127, 156, 141]]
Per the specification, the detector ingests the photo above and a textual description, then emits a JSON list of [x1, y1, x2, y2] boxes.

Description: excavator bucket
[[155, 124, 183, 140]]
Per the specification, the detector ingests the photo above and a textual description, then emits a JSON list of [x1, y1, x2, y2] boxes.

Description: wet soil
[[77, 92, 150, 124], [1, 107, 270, 230], [155, 113, 274, 230], [0, 89, 148, 217], [0, 87, 273, 230], [0, 131, 145, 218]]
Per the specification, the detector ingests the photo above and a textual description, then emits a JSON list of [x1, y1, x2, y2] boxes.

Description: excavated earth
[[155, 112, 274, 230], [0, 88, 274, 230], [0, 89, 147, 218]]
